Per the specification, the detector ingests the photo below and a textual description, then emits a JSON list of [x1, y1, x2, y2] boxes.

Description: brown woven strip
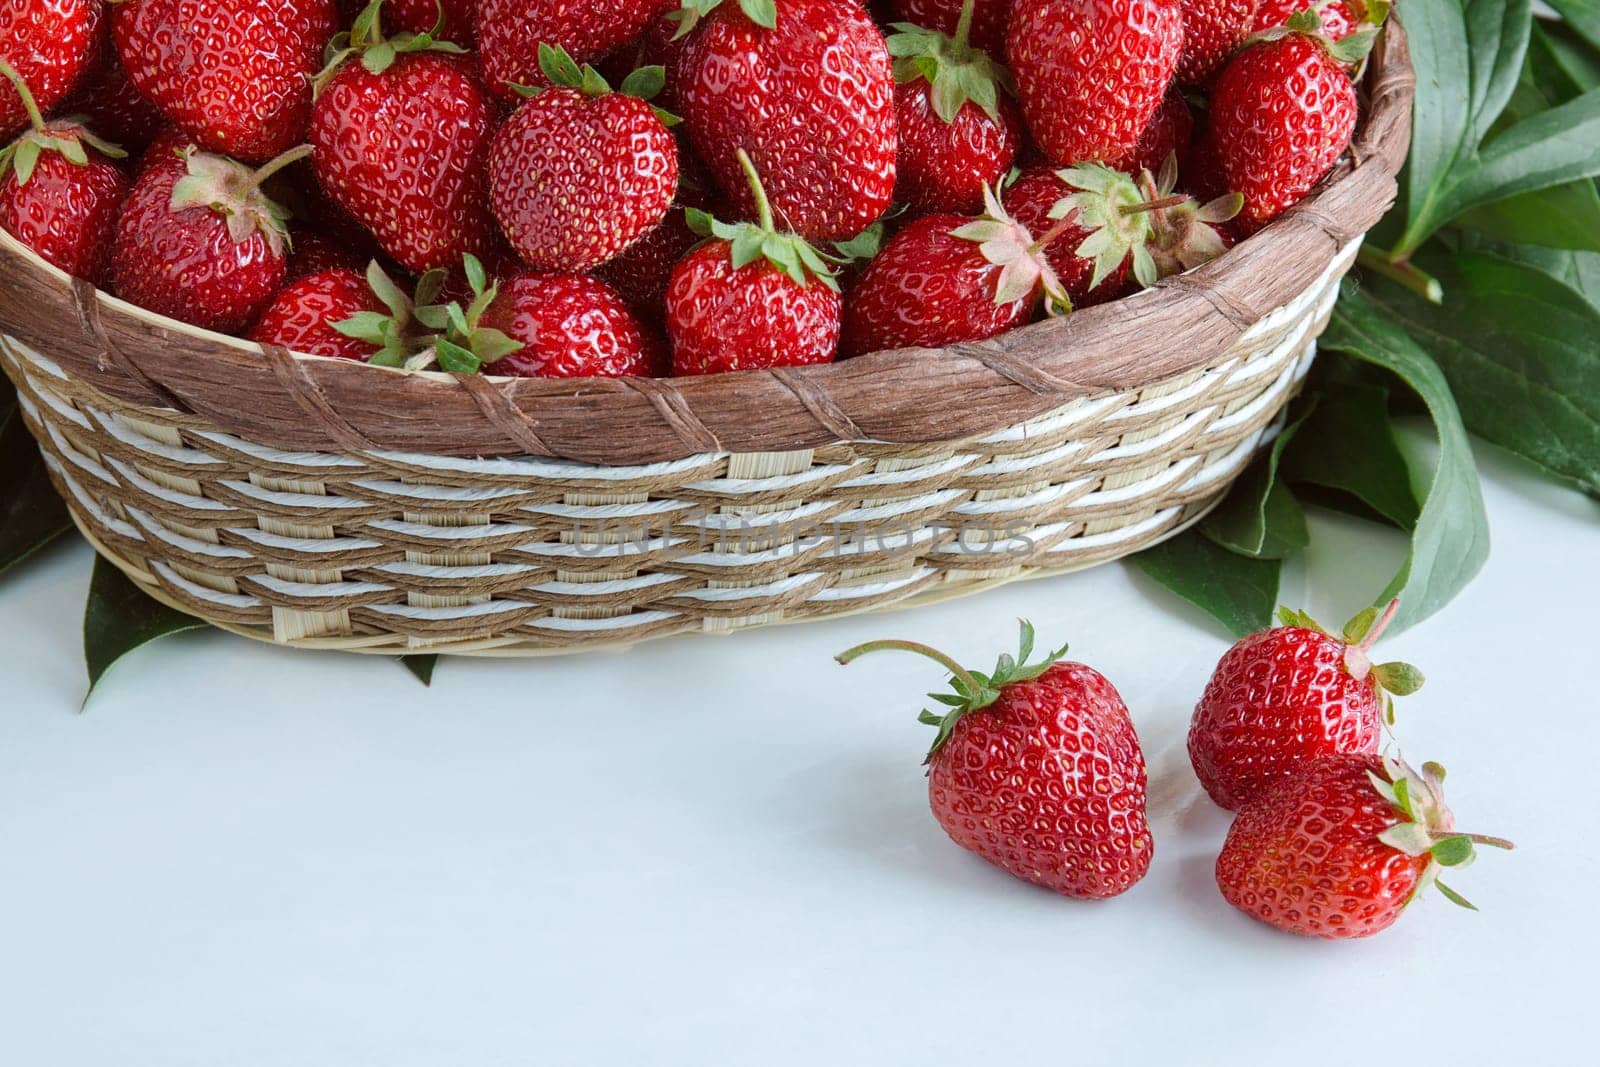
[[622, 376, 723, 454], [769, 366, 868, 441], [453, 372, 555, 456], [1157, 273, 1261, 330], [71, 278, 191, 412], [259, 344, 382, 454], [947, 341, 1087, 396]]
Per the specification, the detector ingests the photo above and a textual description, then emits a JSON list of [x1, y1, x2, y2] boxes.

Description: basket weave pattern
[[0, 30, 1413, 657]]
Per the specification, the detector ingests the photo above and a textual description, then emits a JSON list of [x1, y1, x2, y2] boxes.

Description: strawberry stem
[[952, 0, 976, 50], [835, 639, 984, 697], [1459, 833, 1516, 850], [1028, 212, 1079, 253], [735, 148, 775, 233], [246, 145, 316, 192], [1120, 194, 1191, 217], [0, 58, 46, 133], [1358, 598, 1400, 654]]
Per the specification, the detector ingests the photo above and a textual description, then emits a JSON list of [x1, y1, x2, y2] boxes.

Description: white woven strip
[[150, 561, 261, 609], [228, 526, 386, 553]]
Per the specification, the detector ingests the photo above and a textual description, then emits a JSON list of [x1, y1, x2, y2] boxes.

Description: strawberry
[[0, 0, 103, 143], [837, 622, 1154, 900], [112, 0, 335, 163], [675, 0, 897, 243], [1216, 754, 1514, 939], [1137, 157, 1242, 276], [1006, 0, 1183, 168], [338, 0, 479, 42], [0, 61, 128, 285], [840, 191, 1065, 357], [310, 3, 498, 273], [598, 13, 693, 114], [1205, 8, 1371, 232], [476, 0, 671, 100], [595, 206, 699, 324], [110, 146, 307, 333], [1188, 600, 1425, 812], [249, 261, 424, 362], [55, 47, 169, 155], [1129, 89, 1195, 178], [1175, 0, 1259, 87], [666, 150, 843, 374], [488, 46, 678, 272], [1252, 0, 1383, 55], [887, 1, 1023, 215], [887, 0, 1010, 56], [285, 227, 371, 282]]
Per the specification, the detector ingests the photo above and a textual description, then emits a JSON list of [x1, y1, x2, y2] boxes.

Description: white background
[[2, 436, 1594, 1065]]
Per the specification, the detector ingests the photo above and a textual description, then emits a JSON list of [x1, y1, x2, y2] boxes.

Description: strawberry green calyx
[[1251, 6, 1383, 67], [316, 0, 468, 92], [511, 45, 680, 126], [0, 59, 127, 187], [332, 261, 439, 367], [1367, 756, 1515, 911], [837, 620, 1071, 761], [411, 254, 523, 374], [1047, 163, 1162, 291], [1276, 597, 1425, 724], [954, 183, 1071, 314], [687, 148, 840, 290], [671, 0, 777, 40], [167, 145, 310, 255], [1139, 155, 1242, 277], [887, 0, 1016, 124]]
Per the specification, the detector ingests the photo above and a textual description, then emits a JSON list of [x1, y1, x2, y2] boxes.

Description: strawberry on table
[[837, 622, 1154, 900], [112, 0, 336, 163], [488, 46, 679, 273], [887, 0, 1023, 215], [310, 0, 498, 273], [665, 150, 843, 375], [1205, 7, 1377, 232], [250, 261, 424, 363], [476, 0, 672, 100], [110, 145, 308, 333], [0, 60, 129, 286], [1007, 0, 1184, 169], [1188, 599, 1425, 812], [1217, 754, 1514, 939], [675, 0, 898, 243], [0, 0, 103, 143]]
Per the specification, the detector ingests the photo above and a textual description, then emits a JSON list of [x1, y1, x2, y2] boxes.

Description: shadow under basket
[[0, 26, 1415, 658]]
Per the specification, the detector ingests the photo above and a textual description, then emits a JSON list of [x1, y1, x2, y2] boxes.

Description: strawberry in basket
[[250, 260, 430, 364], [477, 0, 672, 100], [0, 61, 128, 286], [0, 0, 103, 143]]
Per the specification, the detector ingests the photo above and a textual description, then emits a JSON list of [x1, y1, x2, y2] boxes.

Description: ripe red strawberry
[[598, 13, 692, 113], [476, 0, 671, 100], [0, 0, 103, 143], [841, 193, 1065, 357], [1129, 89, 1195, 178], [1007, 0, 1183, 168], [1217, 754, 1513, 939], [1000, 166, 1157, 308], [338, 0, 479, 42], [112, 0, 335, 163], [595, 207, 699, 324], [310, 9, 498, 273], [887, 2, 1023, 215], [111, 146, 306, 332], [250, 261, 423, 362], [483, 274, 667, 378], [0, 62, 128, 285], [666, 150, 842, 374], [888, 0, 1010, 56], [489, 46, 678, 272], [838, 622, 1154, 899], [1189, 600, 1424, 812], [1252, 0, 1372, 47], [284, 227, 370, 282], [1205, 9, 1368, 232], [56, 48, 169, 155], [1175, 0, 1259, 87], [675, 0, 897, 243]]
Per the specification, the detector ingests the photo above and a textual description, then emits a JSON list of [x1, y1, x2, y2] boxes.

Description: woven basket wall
[[0, 27, 1415, 658]]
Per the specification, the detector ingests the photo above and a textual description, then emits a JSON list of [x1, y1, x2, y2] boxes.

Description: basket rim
[[0, 22, 1414, 468]]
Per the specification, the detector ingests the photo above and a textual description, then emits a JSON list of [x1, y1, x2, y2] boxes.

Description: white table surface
[[2, 437, 1594, 1066]]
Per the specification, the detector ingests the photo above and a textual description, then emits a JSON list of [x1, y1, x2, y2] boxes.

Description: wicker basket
[[0, 26, 1413, 657]]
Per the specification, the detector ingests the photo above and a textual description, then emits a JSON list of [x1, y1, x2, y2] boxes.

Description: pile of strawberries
[[2, 0, 1384, 379], [841, 600, 1513, 940]]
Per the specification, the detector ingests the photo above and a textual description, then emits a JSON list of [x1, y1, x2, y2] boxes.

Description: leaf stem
[[735, 147, 775, 233], [1358, 244, 1443, 304], [836, 639, 982, 697]]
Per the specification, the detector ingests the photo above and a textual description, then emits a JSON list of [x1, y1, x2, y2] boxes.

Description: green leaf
[[1434, 879, 1480, 910], [1489, 244, 1600, 315], [1200, 415, 1309, 559], [1280, 378, 1422, 530], [83, 556, 207, 700], [737, 0, 777, 28], [401, 654, 438, 686], [1363, 252, 1600, 494], [1456, 180, 1600, 252], [1318, 282, 1491, 632], [1372, 660, 1426, 696], [1133, 530, 1282, 638], [0, 395, 73, 579], [1547, 0, 1600, 52]]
